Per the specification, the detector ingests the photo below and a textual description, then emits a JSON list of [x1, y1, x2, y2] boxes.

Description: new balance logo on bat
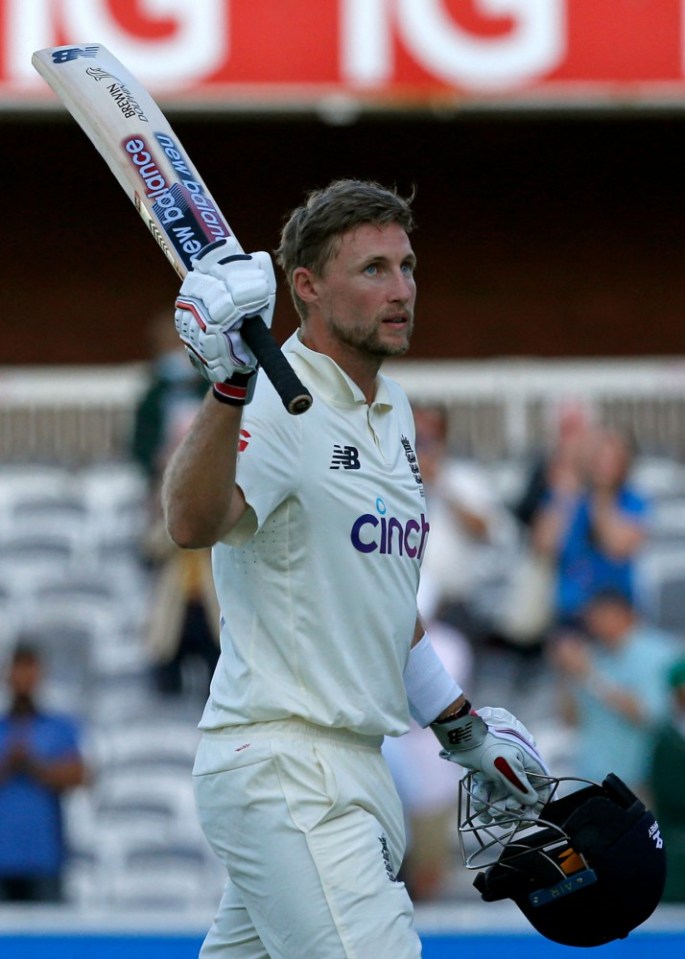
[[51, 46, 99, 64], [330, 445, 361, 470]]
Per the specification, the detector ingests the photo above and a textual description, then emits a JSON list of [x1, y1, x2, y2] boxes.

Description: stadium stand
[[2, 358, 685, 912], [0, 447, 680, 910]]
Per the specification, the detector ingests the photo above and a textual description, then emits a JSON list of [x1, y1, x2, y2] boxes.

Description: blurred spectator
[[497, 401, 593, 649], [550, 589, 682, 800], [649, 658, 685, 902], [144, 530, 221, 697], [130, 312, 220, 698], [514, 397, 593, 530], [130, 309, 207, 494], [382, 595, 473, 901], [413, 404, 515, 647], [0, 643, 87, 903], [532, 425, 649, 630]]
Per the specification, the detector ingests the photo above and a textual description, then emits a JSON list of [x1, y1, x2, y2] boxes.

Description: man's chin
[[331, 321, 413, 359], [374, 337, 412, 359]]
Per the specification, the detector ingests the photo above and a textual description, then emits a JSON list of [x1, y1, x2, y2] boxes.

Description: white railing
[[0, 364, 147, 464], [3, 356, 685, 463], [385, 355, 685, 458]]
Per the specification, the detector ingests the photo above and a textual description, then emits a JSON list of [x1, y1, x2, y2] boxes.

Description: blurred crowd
[[1, 331, 685, 908], [386, 398, 685, 903]]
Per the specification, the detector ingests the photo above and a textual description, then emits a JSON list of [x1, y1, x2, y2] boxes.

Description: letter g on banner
[[342, 0, 566, 90], [11, 0, 228, 86]]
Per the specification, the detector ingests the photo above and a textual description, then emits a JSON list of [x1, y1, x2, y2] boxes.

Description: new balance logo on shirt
[[330, 445, 361, 470]]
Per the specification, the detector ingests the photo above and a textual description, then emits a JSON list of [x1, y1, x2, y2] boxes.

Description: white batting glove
[[432, 706, 550, 822], [174, 237, 276, 406]]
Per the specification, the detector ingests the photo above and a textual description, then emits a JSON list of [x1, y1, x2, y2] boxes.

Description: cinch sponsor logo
[[350, 497, 429, 559]]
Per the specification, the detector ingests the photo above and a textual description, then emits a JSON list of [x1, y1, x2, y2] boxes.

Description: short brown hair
[[276, 179, 415, 320]]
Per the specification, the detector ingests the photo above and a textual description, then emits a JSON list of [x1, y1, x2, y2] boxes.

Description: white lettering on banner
[[7, 0, 228, 87], [340, 0, 392, 85], [342, 0, 566, 89]]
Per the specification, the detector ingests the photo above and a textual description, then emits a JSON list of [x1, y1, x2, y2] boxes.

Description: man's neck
[[299, 327, 381, 404], [9, 695, 38, 718]]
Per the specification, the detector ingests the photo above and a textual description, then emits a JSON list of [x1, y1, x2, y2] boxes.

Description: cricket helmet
[[458, 771, 666, 947]]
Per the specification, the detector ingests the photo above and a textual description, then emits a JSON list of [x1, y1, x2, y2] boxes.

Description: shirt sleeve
[[222, 381, 303, 546], [38, 716, 82, 761], [619, 489, 650, 525], [637, 649, 676, 724]]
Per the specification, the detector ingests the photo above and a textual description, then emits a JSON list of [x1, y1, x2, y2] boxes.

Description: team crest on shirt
[[401, 436, 424, 496], [238, 429, 251, 453], [379, 835, 399, 882]]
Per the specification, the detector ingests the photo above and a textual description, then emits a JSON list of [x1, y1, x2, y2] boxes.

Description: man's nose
[[388, 268, 414, 302]]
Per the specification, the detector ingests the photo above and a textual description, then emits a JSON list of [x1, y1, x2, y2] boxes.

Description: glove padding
[[174, 237, 276, 403], [433, 706, 550, 822]]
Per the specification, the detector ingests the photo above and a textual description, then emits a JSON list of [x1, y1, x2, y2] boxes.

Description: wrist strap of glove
[[212, 371, 256, 406], [432, 698, 472, 724], [430, 703, 488, 752]]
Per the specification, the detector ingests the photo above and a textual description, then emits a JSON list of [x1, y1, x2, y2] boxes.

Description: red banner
[[4, 0, 685, 109]]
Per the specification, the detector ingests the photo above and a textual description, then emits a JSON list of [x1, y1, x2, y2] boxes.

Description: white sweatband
[[403, 633, 463, 728]]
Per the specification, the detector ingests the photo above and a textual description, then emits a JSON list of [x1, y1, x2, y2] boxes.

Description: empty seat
[[637, 547, 685, 633], [632, 456, 685, 499], [647, 497, 685, 543], [94, 721, 200, 774]]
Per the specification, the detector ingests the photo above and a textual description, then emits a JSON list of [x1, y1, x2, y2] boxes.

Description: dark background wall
[[5, 111, 685, 365]]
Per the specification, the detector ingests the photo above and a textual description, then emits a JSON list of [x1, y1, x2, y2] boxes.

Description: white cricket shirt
[[199, 332, 429, 737]]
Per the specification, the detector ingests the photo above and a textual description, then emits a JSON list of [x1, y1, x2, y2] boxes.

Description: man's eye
[[364, 264, 379, 275]]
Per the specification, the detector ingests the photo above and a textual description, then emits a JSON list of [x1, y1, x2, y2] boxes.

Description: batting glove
[[432, 705, 550, 822], [174, 237, 276, 406]]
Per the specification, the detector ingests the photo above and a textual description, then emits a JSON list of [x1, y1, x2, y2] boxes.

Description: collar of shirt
[[283, 331, 394, 412]]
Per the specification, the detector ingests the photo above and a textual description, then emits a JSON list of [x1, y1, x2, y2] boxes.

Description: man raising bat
[[164, 179, 549, 959]]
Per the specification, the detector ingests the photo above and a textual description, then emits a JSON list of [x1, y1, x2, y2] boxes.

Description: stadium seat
[[632, 455, 685, 499], [647, 497, 685, 543], [105, 843, 222, 910], [637, 546, 685, 633], [93, 721, 200, 774]]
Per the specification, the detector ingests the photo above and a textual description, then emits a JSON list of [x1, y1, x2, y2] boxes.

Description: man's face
[[588, 430, 632, 489], [312, 222, 417, 359], [8, 655, 41, 698], [583, 600, 633, 646]]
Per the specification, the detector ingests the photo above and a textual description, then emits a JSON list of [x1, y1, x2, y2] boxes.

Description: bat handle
[[241, 316, 313, 415]]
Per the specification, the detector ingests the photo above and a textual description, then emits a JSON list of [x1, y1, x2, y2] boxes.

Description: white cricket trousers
[[192, 717, 423, 959]]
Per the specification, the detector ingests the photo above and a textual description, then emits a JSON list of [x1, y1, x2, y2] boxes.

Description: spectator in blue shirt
[[532, 425, 648, 629], [0, 643, 87, 903]]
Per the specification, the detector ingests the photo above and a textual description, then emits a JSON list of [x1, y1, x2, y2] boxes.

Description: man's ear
[[292, 267, 319, 306]]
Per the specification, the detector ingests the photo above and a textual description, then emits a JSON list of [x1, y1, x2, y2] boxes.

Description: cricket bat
[[32, 43, 312, 415]]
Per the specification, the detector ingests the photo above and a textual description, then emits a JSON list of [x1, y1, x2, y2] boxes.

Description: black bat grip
[[241, 316, 313, 415]]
